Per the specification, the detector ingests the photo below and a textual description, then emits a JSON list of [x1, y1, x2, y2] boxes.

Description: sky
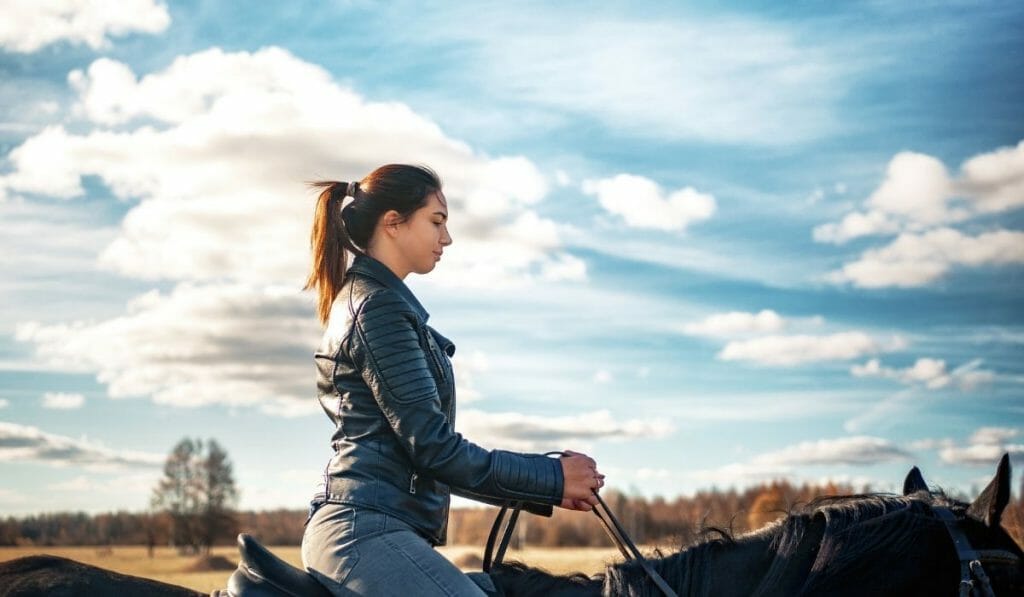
[[0, 0, 1022, 516]]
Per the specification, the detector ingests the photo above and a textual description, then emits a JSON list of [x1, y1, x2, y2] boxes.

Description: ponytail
[[305, 180, 362, 326]]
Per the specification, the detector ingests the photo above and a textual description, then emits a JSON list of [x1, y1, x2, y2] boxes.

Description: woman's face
[[394, 191, 452, 276]]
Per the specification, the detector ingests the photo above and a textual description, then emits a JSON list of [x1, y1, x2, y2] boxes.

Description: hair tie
[[346, 181, 360, 198]]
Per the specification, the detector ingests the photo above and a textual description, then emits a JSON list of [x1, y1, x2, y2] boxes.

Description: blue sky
[[1, 0, 1022, 515]]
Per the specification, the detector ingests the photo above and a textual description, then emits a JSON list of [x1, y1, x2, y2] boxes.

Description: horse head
[[899, 453, 1022, 597]]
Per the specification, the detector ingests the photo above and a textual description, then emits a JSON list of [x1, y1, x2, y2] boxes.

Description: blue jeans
[[301, 503, 490, 596]]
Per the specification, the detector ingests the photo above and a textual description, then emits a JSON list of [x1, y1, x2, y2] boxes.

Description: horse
[[0, 455, 1020, 596], [487, 454, 1024, 596]]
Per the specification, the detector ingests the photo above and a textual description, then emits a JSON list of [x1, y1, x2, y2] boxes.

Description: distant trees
[[151, 437, 239, 554], [4, 478, 1022, 549]]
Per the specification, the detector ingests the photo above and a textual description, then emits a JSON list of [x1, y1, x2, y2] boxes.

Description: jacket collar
[[348, 254, 429, 322]]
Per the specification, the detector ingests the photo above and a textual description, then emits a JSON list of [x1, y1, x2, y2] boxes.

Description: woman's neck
[[366, 246, 409, 280]]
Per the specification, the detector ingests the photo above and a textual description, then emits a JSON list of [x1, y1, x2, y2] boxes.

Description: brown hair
[[305, 164, 442, 325]]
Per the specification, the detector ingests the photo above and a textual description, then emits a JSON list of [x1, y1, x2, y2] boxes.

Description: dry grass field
[[0, 544, 632, 593]]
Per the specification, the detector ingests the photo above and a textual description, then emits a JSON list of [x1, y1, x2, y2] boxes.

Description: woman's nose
[[441, 227, 453, 246]]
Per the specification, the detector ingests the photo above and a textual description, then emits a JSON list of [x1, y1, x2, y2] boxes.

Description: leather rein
[[482, 452, 678, 597], [932, 505, 1021, 597]]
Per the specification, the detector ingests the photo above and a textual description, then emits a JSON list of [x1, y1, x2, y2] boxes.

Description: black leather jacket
[[312, 255, 564, 545]]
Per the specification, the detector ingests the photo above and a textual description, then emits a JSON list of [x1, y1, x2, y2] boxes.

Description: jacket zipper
[[409, 472, 418, 494]]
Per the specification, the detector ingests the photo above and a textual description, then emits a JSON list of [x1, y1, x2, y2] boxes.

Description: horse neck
[[643, 518, 825, 597]]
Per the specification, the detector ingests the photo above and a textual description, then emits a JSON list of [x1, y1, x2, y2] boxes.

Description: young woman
[[301, 164, 604, 596]]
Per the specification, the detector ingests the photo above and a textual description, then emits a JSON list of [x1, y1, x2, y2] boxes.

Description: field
[[0, 544, 630, 593]]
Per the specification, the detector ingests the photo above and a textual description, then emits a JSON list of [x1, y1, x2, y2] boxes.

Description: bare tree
[[152, 437, 239, 554]]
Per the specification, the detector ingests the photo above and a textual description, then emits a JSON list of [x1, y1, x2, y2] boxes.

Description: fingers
[[559, 450, 606, 507]]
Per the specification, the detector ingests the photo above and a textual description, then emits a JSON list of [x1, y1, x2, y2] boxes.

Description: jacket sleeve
[[450, 486, 554, 517], [350, 289, 564, 506]]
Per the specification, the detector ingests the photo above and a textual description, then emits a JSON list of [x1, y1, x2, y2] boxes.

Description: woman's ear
[[380, 210, 403, 237]]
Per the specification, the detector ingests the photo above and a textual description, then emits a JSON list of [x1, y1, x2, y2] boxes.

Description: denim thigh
[[301, 504, 486, 597]]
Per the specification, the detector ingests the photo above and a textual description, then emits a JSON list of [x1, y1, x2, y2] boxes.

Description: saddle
[[213, 534, 331, 597], [213, 533, 501, 597]]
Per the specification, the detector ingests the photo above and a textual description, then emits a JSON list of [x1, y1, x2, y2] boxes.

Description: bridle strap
[[482, 452, 678, 597], [590, 491, 679, 597], [931, 505, 1016, 597]]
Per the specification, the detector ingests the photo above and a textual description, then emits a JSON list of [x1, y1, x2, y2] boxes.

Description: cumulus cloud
[[851, 357, 995, 391], [582, 174, 716, 232], [2, 47, 591, 413], [816, 142, 1024, 288], [0, 47, 580, 288], [937, 427, 1024, 467], [813, 210, 901, 244], [0, 0, 170, 53], [41, 392, 85, 410], [17, 283, 322, 416], [682, 309, 786, 338], [960, 140, 1024, 214], [0, 421, 164, 470], [827, 227, 1024, 288], [456, 409, 673, 451], [718, 332, 905, 366]]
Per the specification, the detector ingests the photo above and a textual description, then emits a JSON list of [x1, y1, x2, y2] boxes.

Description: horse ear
[[902, 466, 929, 495], [967, 453, 1011, 528]]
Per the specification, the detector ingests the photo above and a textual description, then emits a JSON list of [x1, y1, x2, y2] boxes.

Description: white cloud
[[0, 399, 8, 409], [593, 370, 613, 384], [17, 283, 322, 416], [813, 209, 901, 244], [754, 436, 912, 467], [938, 426, 1024, 467], [41, 392, 85, 410], [0, 0, 170, 53], [828, 227, 1024, 288], [682, 309, 786, 338], [912, 427, 1023, 468], [960, 140, 1024, 213], [970, 427, 1019, 445], [456, 409, 673, 452], [0, 421, 163, 470], [865, 152, 960, 227], [945, 444, 1024, 467], [582, 174, 716, 232], [0, 47, 578, 288], [690, 436, 910, 486], [851, 357, 995, 391], [817, 142, 1024, 287], [718, 331, 904, 366]]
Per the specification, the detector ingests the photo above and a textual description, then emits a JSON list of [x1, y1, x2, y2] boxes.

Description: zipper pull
[[409, 473, 418, 494]]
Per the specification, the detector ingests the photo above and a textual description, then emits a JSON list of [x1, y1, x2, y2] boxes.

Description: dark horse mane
[[496, 490, 961, 597]]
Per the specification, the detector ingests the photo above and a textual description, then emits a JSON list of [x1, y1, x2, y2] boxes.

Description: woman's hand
[[558, 450, 604, 511]]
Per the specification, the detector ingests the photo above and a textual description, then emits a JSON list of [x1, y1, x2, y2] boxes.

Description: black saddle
[[213, 534, 331, 597], [214, 533, 501, 597]]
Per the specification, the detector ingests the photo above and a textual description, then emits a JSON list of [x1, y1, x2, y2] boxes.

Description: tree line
[[5, 438, 1020, 550], [5, 479, 1022, 548]]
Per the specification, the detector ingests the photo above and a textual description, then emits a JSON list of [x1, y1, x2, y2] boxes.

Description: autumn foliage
[[4, 478, 1022, 549]]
